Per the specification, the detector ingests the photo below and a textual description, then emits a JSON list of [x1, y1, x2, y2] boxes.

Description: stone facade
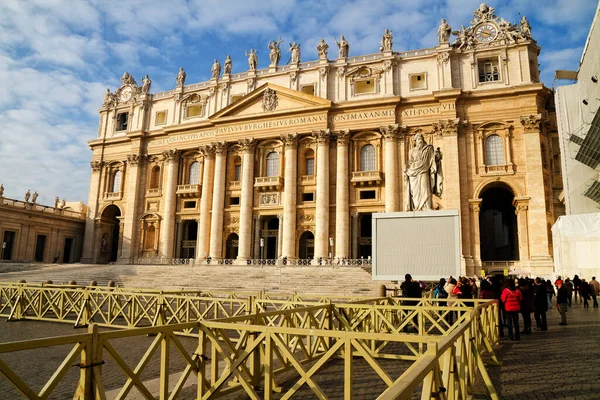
[[83, 4, 563, 277]]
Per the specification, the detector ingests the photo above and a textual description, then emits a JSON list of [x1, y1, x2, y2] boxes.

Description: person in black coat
[[579, 279, 591, 308], [533, 277, 548, 331], [519, 278, 534, 334]]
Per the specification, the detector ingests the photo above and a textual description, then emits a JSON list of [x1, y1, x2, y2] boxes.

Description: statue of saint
[[438, 19, 451, 43], [0, 183, 4, 197], [335, 36, 349, 58], [176, 67, 186, 87], [380, 29, 393, 52], [101, 233, 108, 253], [103, 88, 113, 105], [25, 190, 31, 202], [520, 15, 531, 38], [224, 54, 232, 74], [211, 59, 221, 79], [316, 38, 329, 59], [120, 72, 136, 86], [32, 191, 39, 204], [54, 196, 59, 208], [60, 198, 66, 208], [141, 74, 151, 94], [289, 42, 301, 63], [246, 49, 258, 71], [268, 38, 283, 67], [403, 134, 443, 211]]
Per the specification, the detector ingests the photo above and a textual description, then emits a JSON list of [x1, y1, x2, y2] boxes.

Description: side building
[[82, 3, 564, 277]]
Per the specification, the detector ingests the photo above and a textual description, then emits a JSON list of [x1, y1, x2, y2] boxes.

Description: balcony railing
[[146, 188, 162, 197], [483, 163, 514, 175], [300, 175, 316, 185], [254, 176, 283, 191], [104, 191, 122, 201], [351, 170, 384, 186], [228, 180, 242, 190], [176, 184, 200, 197]]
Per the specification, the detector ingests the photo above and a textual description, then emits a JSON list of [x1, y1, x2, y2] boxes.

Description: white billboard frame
[[372, 210, 461, 281]]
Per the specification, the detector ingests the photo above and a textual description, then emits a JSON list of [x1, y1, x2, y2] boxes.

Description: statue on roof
[[141, 74, 151, 94], [120, 72, 136, 86], [472, 3, 497, 24], [317, 39, 329, 60], [0, 183, 4, 197], [224, 54, 232, 74], [335, 36, 349, 59], [32, 191, 38, 204], [268, 38, 283, 67], [520, 15, 531, 38], [289, 42, 301, 64], [25, 190, 31, 202], [246, 49, 258, 71], [211, 59, 221, 79], [176, 67, 186, 87], [438, 19, 452, 44], [103, 88, 114, 106], [380, 29, 393, 52]]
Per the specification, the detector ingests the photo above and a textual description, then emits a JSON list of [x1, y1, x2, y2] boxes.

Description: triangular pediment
[[210, 83, 331, 121]]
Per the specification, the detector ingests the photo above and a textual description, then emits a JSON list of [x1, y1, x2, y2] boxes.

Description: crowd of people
[[399, 273, 600, 341]]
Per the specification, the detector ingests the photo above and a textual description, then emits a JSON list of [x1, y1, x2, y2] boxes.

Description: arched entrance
[[100, 205, 121, 263], [225, 233, 239, 259], [298, 231, 315, 260], [260, 217, 279, 260], [479, 185, 519, 261]]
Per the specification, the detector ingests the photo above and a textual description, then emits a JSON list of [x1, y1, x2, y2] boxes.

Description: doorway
[[101, 205, 122, 263], [2, 231, 16, 261], [225, 233, 239, 259], [358, 213, 372, 259], [298, 231, 315, 260], [34, 235, 47, 262], [181, 220, 198, 259], [479, 185, 519, 261], [63, 238, 73, 263]]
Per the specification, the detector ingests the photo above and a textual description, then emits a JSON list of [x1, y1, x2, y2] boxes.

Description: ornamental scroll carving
[[199, 144, 216, 158], [260, 192, 279, 205], [319, 66, 329, 81]]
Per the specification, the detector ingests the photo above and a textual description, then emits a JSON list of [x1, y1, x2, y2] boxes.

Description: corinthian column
[[335, 130, 350, 259], [197, 144, 215, 259], [159, 149, 180, 258], [281, 133, 298, 258], [120, 153, 147, 261], [381, 125, 400, 212], [237, 139, 255, 261], [313, 129, 331, 259], [209, 142, 228, 258]]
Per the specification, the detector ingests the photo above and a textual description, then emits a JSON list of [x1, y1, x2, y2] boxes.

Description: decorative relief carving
[[220, 81, 230, 92], [383, 59, 395, 72], [319, 66, 329, 81], [347, 66, 383, 83], [337, 66, 346, 79], [299, 213, 315, 223], [262, 87, 278, 112], [224, 215, 240, 225], [162, 149, 180, 162], [520, 114, 542, 132], [289, 71, 298, 84], [247, 77, 256, 92], [312, 129, 332, 145], [260, 192, 280, 205], [208, 86, 216, 98], [436, 52, 450, 65]]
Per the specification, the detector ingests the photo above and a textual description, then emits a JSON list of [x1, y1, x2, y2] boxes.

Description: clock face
[[119, 87, 133, 102], [475, 24, 497, 43]]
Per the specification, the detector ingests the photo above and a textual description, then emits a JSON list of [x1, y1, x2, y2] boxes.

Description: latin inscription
[[401, 103, 455, 117]]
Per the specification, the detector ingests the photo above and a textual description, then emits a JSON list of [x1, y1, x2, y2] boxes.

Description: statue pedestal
[[268, 65, 277, 73], [382, 50, 393, 57]]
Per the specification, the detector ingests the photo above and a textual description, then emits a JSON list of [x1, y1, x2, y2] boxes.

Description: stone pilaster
[[197, 144, 215, 259], [513, 197, 531, 261], [209, 142, 228, 258], [313, 129, 331, 259], [159, 149, 180, 258], [520, 114, 551, 262], [237, 139, 255, 261], [253, 215, 262, 259], [468, 199, 482, 268], [281, 133, 298, 258], [381, 125, 401, 212], [335, 130, 350, 258], [277, 214, 283, 259], [120, 153, 147, 261], [81, 161, 104, 263], [351, 212, 358, 259]]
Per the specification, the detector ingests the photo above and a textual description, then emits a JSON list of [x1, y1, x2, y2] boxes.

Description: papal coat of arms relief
[[262, 88, 278, 112]]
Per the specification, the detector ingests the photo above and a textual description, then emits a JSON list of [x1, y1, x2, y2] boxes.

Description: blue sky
[[0, 0, 597, 205]]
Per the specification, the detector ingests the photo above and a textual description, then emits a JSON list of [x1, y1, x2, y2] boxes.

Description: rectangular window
[[355, 80, 375, 94], [116, 112, 128, 131], [183, 201, 197, 209], [302, 192, 314, 202], [306, 158, 315, 175], [478, 59, 500, 83], [187, 105, 202, 118], [359, 190, 376, 200], [234, 164, 241, 181], [301, 85, 315, 96], [410, 73, 427, 90], [155, 111, 167, 125], [230, 196, 240, 206]]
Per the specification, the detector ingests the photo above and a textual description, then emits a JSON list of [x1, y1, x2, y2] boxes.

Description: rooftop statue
[[380, 29, 393, 52], [0, 183, 4, 197], [25, 190, 31, 202], [438, 19, 451, 44], [141, 74, 151, 94], [176, 67, 186, 87], [120, 72, 136, 86], [32, 191, 39, 204], [224, 54, 232, 74], [520, 15, 531, 38], [246, 49, 258, 71], [316, 39, 329, 60], [289, 42, 301, 64], [335, 35, 349, 59], [103, 88, 113, 105], [268, 38, 283, 67], [211, 59, 221, 79]]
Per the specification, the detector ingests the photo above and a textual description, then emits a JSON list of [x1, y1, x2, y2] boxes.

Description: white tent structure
[[552, 213, 600, 279]]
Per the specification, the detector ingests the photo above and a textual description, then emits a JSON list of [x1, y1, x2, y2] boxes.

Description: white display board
[[372, 210, 461, 281]]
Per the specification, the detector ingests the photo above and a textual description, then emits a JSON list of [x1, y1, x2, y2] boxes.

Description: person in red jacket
[[501, 279, 523, 341]]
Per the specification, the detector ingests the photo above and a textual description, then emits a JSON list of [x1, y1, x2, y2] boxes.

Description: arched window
[[485, 134, 505, 166], [188, 161, 200, 184], [266, 152, 279, 177], [360, 144, 376, 171], [149, 166, 160, 189], [112, 170, 122, 193], [233, 157, 242, 181], [305, 149, 314, 175]]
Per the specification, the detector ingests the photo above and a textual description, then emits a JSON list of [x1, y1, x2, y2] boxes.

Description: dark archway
[[298, 231, 315, 260], [479, 185, 519, 261], [261, 217, 279, 260], [180, 220, 198, 259], [101, 205, 121, 263], [226, 233, 239, 260], [358, 213, 373, 259]]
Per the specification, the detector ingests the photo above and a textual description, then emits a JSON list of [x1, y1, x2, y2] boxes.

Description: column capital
[[126, 153, 147, 166], [253, 214, 262, 222], [199, 144, 216, 158], [90, 160, 104, 171], [468, 198, 482, 213], [280, 133, 299, 148], [512, 196, 531, 214], [238, 138, 256, 153], [334, 129, 351, 145], [380, 124, 401, 141], [161, 149, 180, 163], [277, 214, 283, 220], [312, 129, 332, 144], [213, 141, 228, 155], [520, 114, 542, 133], [433, 118, 465, 137]]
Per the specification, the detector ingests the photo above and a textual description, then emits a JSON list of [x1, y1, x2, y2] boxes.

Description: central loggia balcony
[[254, 176, 283, 191], [176, 184, 201, 198], [351, 170, 384, 186], [104, 191, 122, 201]]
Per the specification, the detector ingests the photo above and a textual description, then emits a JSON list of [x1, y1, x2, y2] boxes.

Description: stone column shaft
[[253, 215, 262, 259], [277, 215, 283, 259], [197, 147, 215, 258], [209, 144, 227, 258], [159, 151, 180, 258], [351, 212, 358, 259], [469, 200, 482, 267], [281, 134, 298, 258], [120, 154, 146, 261], [381, 126, 400, 212], [335, 132, 350, 259], [314, 130, 331, 259], [237, 140, 255, 260], [82, 162, 103, 263], [514, 200, 531, 261]]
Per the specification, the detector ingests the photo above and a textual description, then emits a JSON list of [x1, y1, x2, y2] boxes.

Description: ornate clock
[[119, 86, 133, 102], [475, 23, 498, 43]]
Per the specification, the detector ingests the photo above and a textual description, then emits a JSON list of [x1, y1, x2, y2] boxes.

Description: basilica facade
[[82, 3, 564, 276]]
